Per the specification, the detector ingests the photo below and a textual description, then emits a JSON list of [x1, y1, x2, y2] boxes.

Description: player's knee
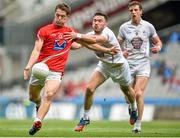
[[135, 91, 143, 99], [44, 91, 54, 101], [86, 85, 95, 94]]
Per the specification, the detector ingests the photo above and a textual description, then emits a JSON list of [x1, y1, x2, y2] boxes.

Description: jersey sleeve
[[101, 28, 110, 41], [117, 25, 125, 39], [149, 23, 158, 38], [37, 28, 47, 41]]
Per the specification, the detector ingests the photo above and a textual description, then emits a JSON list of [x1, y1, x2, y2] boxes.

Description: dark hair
[[128, 1, 142, 10], [55, 3, 71, 15], [93, 11, 108, 21]]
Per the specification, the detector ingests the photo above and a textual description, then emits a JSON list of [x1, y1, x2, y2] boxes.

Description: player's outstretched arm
[[64, 32, 107, 44], [80, 41, 118, 55]]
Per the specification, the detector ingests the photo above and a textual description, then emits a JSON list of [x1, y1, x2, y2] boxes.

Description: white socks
[[134, 119, 141, 127], [34, 117, 41, 122], [130, 102, 137, 111], [83, 110, 90, 120], [135, 119, 141, 124]]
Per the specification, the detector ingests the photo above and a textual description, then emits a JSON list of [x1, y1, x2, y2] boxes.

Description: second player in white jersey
[[88, 27, 125, 64], [64, 11, 138, 132], [117, 1, 162, 133], [118, 19, 158, 63]]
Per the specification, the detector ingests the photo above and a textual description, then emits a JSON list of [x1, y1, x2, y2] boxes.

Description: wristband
[[24, 68, 30, 71], [76, 33, 82, 39], [24, 66, 31, 71]]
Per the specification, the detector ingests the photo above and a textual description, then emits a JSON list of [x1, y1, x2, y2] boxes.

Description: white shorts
[[129, 60, 150, 79], [29, 71, 63, 86], [95, 60, 132, 86]]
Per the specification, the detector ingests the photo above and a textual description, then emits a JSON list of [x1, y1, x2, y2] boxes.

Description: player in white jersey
[[65, 11, 137, 132], [117, 1, 162, 133]]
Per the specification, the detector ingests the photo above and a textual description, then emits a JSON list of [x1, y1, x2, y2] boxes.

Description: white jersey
[[118, 19, 157, 63], [87, 27, 125, 64]]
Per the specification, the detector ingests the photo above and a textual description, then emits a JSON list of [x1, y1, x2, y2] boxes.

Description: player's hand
[[150, 45, 161, 54], [123, 50, 129, 58], [64, 32, 78, 42], [108, 46, 119, 55], [23, 68, 30, 80]]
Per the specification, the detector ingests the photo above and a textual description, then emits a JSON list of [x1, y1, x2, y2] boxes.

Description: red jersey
[[37, 23, 73, 73]]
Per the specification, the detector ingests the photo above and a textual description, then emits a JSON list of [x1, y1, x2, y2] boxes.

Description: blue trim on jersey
[[53, 40, 67, 50]]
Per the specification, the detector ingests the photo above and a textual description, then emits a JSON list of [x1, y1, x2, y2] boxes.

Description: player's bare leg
[[37, 80, 60, 120], [29, 84, 42, 113], [121, 85, 137, 125], [132, 76, 148, 133], [29, 80, 61, 135], [74, 71, 105, 132], [28, 84, 42, 136]]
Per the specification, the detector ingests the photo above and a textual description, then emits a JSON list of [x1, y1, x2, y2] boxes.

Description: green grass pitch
[[0, 119, 180, 137]]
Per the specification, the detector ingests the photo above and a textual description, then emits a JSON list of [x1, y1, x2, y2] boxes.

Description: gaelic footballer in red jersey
[[23, 3, 80, 136]]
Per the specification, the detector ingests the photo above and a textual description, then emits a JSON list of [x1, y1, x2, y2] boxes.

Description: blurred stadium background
[[0, 0, 180, 122]]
